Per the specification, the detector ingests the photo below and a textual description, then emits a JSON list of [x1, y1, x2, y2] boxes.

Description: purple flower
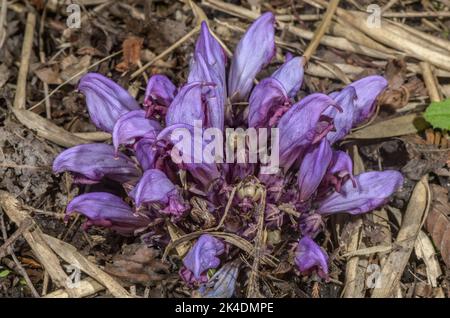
[[78, 73, 140, 132], [131, 169, 187, 217], [66, 192, 150, 236], [112, 110, 162, 152], [228, 12, 275, 101], [165, 82, 214, 128], [349, 75, 388, 125], [134, 137, 160, 171], [320, 150, 355, 194], [297, 138, 333, 202], [278, 93, 338, 170], [317, 170, 403, 215], [271, 56, 304, 98], [326, 86, 357, 144], [158, 124, 222, 187], [53, 143, 140, 184], [295, 236, 329, 279], [144, 74, 177, 117], [248, 78, 290, 128], [179, 266, 209, 286], [183, 234, 225, 279]]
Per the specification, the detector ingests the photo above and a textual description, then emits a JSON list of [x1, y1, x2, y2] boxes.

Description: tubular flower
[[144, 74, 177, 117], [78, 73, 140, 132], [66, 192, 150, 236], [53, 13, 403, 289], [183, 234, 225, 279], [228, 12, 276, 101], [53, 143, 140, 184], [295, 236, 329, 279]]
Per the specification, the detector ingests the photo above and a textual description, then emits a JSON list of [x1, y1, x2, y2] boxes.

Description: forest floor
[[0, 0, 449, 298]]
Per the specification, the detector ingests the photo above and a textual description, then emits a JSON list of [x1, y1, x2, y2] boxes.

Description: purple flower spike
[[131, 169, 187, 217], [271, 56, 304, 98], [295, 236, 329, 279], [278, 93, 338, 170], [349, 75, 388, 125], [228, 12, 276, 101], [298, 138, 333, 202], [326, 86, 357, 144], [66, 192, 150, 236], [248, 78, 290, 128], [112, 110, 162, 152], [317, 170, 403, 215], [144, 74, 177, 117], [183, 234, 225, 279], [53, 143, 140, 184], [78, 73, 140, 132]]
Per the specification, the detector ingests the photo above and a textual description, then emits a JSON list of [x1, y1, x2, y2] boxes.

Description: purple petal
[[271, 56, 304, 98], [66, 192, 149, 236], [295, 236, 328, 279], [134, 137, 159, 171], [319, 150, 355, 194], [78, 73, 140, 132], [228, 12, 275, 101], [188, 53, 225, 130], [278, 93, 338, 170], [53, 143, 140, 183], [144, 74, 177, 116], [131, 169, 187, 217], [317, 170, 404, 215], [248, 78, 289, 128], [112, 110, 162, 152], [199, 262, 239, 298], [183, 234, 225, 279], [325, 86, 357, 144], [297, 138, 333, 202], [165, 82, 214, 128], [350, 75, 388, 125]]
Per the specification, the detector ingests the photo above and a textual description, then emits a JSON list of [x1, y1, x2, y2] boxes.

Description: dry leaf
[[34, 67, 63, 85], [426, 185, 450, 268], [116, 36, 143, 72]]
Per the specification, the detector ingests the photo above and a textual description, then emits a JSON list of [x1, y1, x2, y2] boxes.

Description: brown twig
[[302, 0, 340, 64], [420, 62, 442, 102], [0, 213, 40, 298], [13, 12, 36, 110], [130, 25, 201, 80]]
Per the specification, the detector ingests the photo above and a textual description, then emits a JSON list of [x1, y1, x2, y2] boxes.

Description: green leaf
[[424, 99, 450, 130], [0, 270, 11, 278]]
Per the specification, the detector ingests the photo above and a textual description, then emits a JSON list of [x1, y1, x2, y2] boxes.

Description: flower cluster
[[53, 12, 403, 289]]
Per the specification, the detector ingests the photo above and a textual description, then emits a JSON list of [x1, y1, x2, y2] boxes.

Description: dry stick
[[302, 0, 340, 64], [420, 62, 442, 102], [29, 50, 122, 112], [203, 0, 395, 60], [328, 5, 450, 71], [13, 12, 36, 110], [0, 213, 40, 298], [131, 25, 201, 80], [0, 0, 8, 49], [0, 218, 33, 259], [372, 176, 430, 298], [38, 6, 51, 119], [0, 191, 76, 297], [246, 189, 267, 298], [342, 146, 365, 298], [44, 277, 104, 298]]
